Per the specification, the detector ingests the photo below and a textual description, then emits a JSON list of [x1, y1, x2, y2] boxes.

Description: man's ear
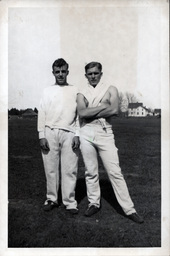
[[85, 74, 88, 79], [67, 70, 69, 75]]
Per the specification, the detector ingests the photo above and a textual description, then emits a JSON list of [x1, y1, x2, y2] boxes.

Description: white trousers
[[80, 124, 136, 215], [42, 127, 78, 209]]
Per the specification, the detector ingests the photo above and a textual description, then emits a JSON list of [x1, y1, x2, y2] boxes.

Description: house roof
[[154, 109, 161, 113], [142, 106, 149, 111], [22, 108, 37, 116], [128, 103, 143, 109]]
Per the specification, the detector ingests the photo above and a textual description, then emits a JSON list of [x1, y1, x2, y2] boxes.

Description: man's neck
[[55, 83, 68, 86], [89, 83, 98, 88]]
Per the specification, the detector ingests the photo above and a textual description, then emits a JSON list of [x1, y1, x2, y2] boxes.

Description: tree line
[[9, 92, 152, 116], [8, 108, 38, 115]]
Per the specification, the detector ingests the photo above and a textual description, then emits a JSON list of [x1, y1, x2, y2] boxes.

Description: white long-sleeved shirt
[[38, 84, 79, 139]]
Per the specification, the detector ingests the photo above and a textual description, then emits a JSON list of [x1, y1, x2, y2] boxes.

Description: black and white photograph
[[0, 0, 169, 255]]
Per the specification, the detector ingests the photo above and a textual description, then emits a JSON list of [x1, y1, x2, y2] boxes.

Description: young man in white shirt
[[77, 61, 144, 223], [38, 58, 80, 214]]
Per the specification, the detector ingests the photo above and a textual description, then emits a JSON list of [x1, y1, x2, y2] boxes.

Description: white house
[[128, 103, 150, 117]]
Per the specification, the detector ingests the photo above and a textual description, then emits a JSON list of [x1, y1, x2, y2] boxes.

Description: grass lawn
[[8, 117, 161, 247]]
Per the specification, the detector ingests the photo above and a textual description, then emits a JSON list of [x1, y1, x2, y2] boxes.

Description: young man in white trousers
[[38, 58, 80, 214], [77, 61, 144, 223]]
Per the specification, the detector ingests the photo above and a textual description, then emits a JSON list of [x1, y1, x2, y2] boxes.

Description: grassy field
[[8, 117, 161, 247]]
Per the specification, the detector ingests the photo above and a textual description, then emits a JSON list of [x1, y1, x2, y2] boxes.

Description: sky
[[8, 4, 166, 110]]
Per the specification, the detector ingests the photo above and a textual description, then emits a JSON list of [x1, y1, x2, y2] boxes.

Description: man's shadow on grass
[[75, 178, 87, 204], [75, 177, 125, 217], [100, 179, 125, 216]]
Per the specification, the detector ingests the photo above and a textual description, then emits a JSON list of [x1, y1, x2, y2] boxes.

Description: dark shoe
[[66, 208, 79, 215], [128, 213, 144, 224], [85, 205, 100, 217], [43, 200, 59, 211]]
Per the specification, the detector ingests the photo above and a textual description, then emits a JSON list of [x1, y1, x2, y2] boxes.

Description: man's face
[[53, 65, 69, 85], [85, 66, 103, 87]]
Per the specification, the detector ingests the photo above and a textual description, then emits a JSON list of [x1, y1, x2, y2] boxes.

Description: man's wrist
[[75, 130, 80, 137], [39, 131, 45, 139]]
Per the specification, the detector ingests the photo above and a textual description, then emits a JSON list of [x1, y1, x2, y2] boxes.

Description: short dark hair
[[52, 58, 69, 70], [85, 62, 102, 73]]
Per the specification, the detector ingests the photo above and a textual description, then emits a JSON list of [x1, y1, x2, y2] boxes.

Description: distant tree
[[125, 92, 138, 104], [118, 91, 139, 117], [147, 108, 154, 113], [19, 109, 26, 115], [9, 108, 20, 115], [34, 107, 38, 113], [119, 92, 128, 112], [118, 92, 124, 107]]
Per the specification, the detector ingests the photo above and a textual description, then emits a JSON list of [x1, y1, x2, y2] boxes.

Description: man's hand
[[72, 136, 80, 150], [39, 138, 50, 151]]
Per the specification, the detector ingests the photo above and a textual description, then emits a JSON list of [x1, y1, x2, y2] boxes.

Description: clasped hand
[[39, 138, 50, 151], [39, 136, 80, 151], [72, 136, 80, 150]]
